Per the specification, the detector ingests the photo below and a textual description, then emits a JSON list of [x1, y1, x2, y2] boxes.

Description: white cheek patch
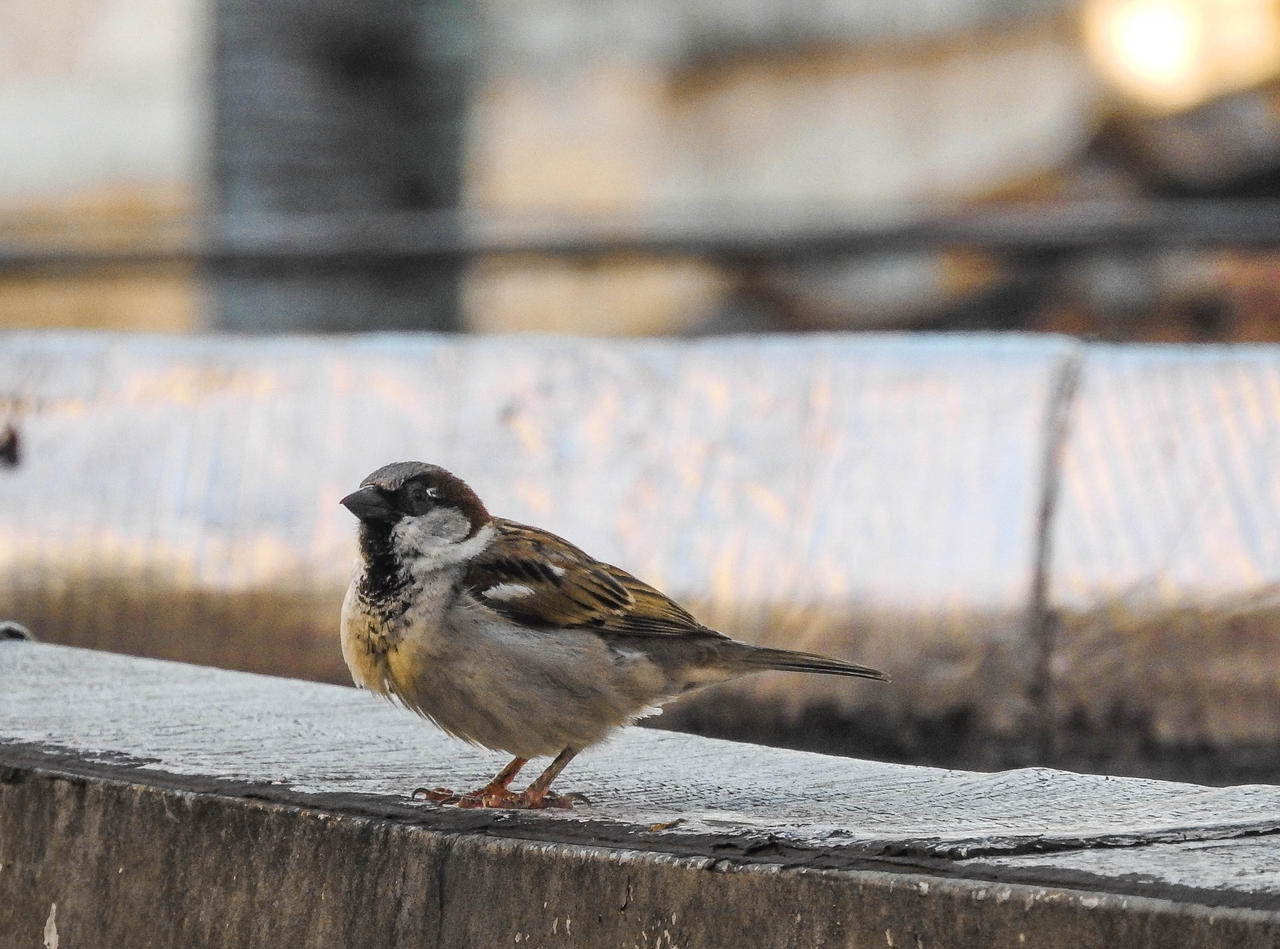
[[482, 582, 537, 601], [392, 508, 468, 549], [391, 514, 494, 578]]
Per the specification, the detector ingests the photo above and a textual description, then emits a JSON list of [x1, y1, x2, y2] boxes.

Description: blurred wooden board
[[1050, 346, 1280, 778], [0, 331, 1072, 771], [5, 332, 1280, 781]]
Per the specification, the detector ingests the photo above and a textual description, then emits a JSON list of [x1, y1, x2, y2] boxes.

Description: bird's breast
[[339, 583, 393, 694], [339, 571, 461, 694]]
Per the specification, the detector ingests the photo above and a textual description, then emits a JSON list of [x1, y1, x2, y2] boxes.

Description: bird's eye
[[403, 481, 436, 511]]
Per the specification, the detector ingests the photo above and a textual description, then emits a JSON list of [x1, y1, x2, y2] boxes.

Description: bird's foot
[[410, 784, 576, 809], [456, 786, 524, 808], [505, 789, 575, 810]]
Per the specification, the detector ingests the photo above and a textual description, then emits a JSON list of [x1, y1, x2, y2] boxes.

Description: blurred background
[[4, 0, 1280, 788], [4, 0, 1280, 338]]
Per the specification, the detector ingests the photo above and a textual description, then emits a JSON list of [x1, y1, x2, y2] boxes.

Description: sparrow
[[340, 462, 887, 810]]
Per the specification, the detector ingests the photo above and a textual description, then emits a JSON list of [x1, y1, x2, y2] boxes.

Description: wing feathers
[[464, 519, 715, 639], [462, 519, 887, 682]]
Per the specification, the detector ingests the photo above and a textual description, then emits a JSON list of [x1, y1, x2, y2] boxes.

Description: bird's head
[[342, 463, 490, 568]]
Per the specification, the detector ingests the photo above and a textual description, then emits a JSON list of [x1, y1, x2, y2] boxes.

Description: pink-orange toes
[[508, 790, 574, 810], [456, 787, 522, 809], [409, 751, 580, 809]]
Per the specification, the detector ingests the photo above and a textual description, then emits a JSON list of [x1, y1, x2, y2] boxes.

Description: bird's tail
[[738, 645, 889, 682]]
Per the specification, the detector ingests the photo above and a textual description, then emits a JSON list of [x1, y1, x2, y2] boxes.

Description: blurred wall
[[463, 1, 1100, 334], [0, 0, 206, 330], [0, 0, 1104, 335]]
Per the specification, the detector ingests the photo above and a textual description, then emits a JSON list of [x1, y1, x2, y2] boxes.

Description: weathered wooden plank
[[3, 642, 1279, 871], [4, 642, 1280, 948]]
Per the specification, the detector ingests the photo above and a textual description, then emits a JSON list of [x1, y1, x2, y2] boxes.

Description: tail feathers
[[742, 646, 889, 682]]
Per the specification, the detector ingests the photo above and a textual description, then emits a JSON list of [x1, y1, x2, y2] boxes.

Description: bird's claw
[[456, 788, 521, 808], [411, 786, 461, 804], [506, 790, 574, 810], [455, 788, 575, 809]]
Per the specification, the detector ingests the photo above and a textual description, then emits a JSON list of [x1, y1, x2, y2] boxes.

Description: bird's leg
[[510, 747, 579, 810], [456, 756, 529, 808], [412, 756, 527, 806], [412, 750, 580, 810]]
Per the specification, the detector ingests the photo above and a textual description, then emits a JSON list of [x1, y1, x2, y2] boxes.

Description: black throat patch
[[356, 521, 411, 609]]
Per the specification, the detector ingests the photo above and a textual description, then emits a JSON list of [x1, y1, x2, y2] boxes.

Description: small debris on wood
[[0, 621, 34, 641], [0, 424, 19, 468]]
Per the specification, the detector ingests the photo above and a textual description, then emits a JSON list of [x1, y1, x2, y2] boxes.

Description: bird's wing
[[463, 519, 721, 639]]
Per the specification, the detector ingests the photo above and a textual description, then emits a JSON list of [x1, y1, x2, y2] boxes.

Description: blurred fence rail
[[5, 201, 1280, 273], [4, 200, 1279, 338]]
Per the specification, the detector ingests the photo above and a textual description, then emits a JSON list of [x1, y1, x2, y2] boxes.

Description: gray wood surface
[[4, 641, 1280, 911]]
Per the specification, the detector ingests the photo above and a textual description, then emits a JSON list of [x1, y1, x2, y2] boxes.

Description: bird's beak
[[340, 485, 399, 523]]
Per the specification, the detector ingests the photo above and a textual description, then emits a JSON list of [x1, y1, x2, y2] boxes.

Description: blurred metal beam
[[3, 200, 1280, 274], [208, 0, 473, 331]]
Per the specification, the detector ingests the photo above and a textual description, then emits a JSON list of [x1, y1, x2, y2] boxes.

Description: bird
[[339, 461, 887, 810]]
